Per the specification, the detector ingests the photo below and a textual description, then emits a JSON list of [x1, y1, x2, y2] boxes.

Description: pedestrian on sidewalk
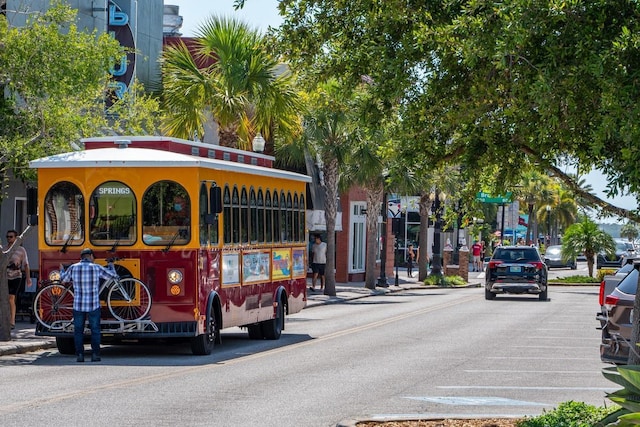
[[310, 234, 327, 292], [60, 248, 119, 362], [5, 229, 30, 329], [406, 244, 416, 278], [472, 240, 483, 272]]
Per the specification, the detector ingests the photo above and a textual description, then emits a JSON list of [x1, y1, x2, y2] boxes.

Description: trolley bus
[[30, 136, 311, 355]]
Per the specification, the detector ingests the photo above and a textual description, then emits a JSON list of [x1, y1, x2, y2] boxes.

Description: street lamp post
[[394, 224, 400, 286], [430, 190, 447, 276], [377, 192, 389, 287], [546, 205, 551, 246]]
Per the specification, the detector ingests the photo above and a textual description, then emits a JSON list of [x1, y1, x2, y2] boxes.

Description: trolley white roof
[[29, 147, 311, 183]]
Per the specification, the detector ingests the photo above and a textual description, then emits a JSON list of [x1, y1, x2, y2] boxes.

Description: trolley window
[[265, 190, 272, 243], [89, 181, 136, 246], [257, 189, 265, 243], [44, 181, 84, 247], [223, 185, 232, 244], [299, 194, 306, 243], [142, 181, 190, 246]]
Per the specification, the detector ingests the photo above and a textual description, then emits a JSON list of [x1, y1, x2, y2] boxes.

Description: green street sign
[[476, 191, 512, 204]]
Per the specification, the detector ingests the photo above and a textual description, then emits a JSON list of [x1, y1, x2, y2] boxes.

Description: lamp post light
[[394, 224, 400, 286], [546, 205, 551, 246], [429, 189, 447, 277], [252, 132, 266, 153], [377, 192, 389, 287]]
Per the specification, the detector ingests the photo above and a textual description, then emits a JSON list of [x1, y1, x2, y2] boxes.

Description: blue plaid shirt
[[60, 259, 119, 312]]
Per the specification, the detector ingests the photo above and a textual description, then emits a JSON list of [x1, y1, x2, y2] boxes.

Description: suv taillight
[[488, 260, 503, 269], [599, 281, 605, 306], [604, 295, 620, 306], [530, 261, 545, 270]]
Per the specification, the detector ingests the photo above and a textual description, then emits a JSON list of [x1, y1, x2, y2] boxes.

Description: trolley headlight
[[167, 269, 183, 285], [49, 270, 61, 281]]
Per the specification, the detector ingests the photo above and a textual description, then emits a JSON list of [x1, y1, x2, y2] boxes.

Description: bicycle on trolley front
[[33, 259, 152, 330]]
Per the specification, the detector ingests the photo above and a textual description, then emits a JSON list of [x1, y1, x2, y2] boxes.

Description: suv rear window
[[616, 268, 639, 295], [492, 247, 541, 262]]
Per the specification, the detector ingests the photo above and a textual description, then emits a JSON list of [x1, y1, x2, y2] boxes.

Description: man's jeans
[[73, 308, 101, 356]]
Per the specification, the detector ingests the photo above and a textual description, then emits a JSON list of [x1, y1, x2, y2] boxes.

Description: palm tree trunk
[[365, 183, 383, 289], [418, 193, 432, 281], [322, 155, 339, 296]]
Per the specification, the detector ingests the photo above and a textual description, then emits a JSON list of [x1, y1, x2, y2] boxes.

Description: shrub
[[597, 269, 618, 282], [549, 275, 600, 284], [423, 275, 466, 287], [517, 400, 617, 426]]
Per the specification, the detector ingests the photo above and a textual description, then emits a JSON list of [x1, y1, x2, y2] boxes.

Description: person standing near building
[[472, 240, 483, 272], [406, 244, 416, 278], [5, 230, 30, 329], [310, 234, 327, 292], [60, 248, 119, 362]]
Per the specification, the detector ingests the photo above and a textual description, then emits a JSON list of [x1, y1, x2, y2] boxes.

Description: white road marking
[[464, 369, 600, 374], [438, 386, 615, 391], [403, 396, 548, 406]]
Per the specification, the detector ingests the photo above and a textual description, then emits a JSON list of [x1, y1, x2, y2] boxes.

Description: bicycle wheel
[[33, 284, 74, 329], [107, 278, 152, 321]]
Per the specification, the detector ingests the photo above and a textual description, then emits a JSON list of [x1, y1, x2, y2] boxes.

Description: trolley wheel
[[261, 301, 284, 340], [33, 284, 74, 329], [107, 278, 152, 321], [55, 337, 76, 355], [247, 323, 263, 339], [191, 307, 218, 356]]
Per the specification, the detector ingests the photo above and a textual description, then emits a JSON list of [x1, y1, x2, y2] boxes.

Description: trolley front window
[[142, 181, 190, 246], [44, 181, 84, 247], [89, 181, 136, 246]]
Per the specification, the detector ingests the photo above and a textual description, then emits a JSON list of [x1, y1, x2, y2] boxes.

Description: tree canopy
[[0, 2, 160, 183], [275, 0, 640, 220]]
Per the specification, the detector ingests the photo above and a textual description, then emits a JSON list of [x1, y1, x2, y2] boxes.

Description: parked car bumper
[[486, 281, 544, 294], [600, 335, 629, 364]]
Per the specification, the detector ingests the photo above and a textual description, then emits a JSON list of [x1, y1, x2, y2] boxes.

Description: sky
[[165, 1, 638, 220], [166, 0, 282, 35]]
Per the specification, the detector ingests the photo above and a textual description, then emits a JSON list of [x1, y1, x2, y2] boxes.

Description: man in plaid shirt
[[60, 248, 119, 362]]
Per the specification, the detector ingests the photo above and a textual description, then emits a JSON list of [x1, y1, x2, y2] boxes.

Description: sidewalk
[[0, 269, 485, 357]]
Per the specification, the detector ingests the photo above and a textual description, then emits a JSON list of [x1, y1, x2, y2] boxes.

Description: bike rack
[[100, 319, 159, 333], [44, 319, 158, 334]]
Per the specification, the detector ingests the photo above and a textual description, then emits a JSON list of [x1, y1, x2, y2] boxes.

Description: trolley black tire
[[191, 307, 217, 356], [33, 284, 74, 329], [107, 278, 152, 321], [247, 323, 263, 339], [261, 302, 284, 340], [55, 337, 76, 355]]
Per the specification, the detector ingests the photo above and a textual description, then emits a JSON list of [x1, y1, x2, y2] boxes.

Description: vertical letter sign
[[107, 0, 136, 107]]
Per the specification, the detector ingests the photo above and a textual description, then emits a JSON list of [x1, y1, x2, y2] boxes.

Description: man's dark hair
[[6, 229, 17, 237]]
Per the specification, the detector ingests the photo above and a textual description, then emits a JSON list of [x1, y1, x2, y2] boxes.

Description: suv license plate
[[510, 266, 522, 272]]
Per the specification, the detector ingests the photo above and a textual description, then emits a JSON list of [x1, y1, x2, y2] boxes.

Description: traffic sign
[[476, 191, 512, 204]]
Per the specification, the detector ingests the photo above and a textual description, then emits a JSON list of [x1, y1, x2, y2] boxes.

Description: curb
[[0, 339, 56, 356]]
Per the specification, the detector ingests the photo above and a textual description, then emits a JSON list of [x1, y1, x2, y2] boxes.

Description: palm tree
[[160, 16, 300, 149], [562, 218, 616, 277], [297, 80, 354, 296], [518, 171, 553, 245], [620, 222, 639, 242], [340, 133, 385, 290]]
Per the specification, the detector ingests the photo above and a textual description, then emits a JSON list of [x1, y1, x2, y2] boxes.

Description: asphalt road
[[0, 280, 612, 427]]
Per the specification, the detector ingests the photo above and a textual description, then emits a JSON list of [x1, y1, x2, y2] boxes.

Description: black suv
[[485, 246, 548, 301], [597, 240, 638, 269]]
